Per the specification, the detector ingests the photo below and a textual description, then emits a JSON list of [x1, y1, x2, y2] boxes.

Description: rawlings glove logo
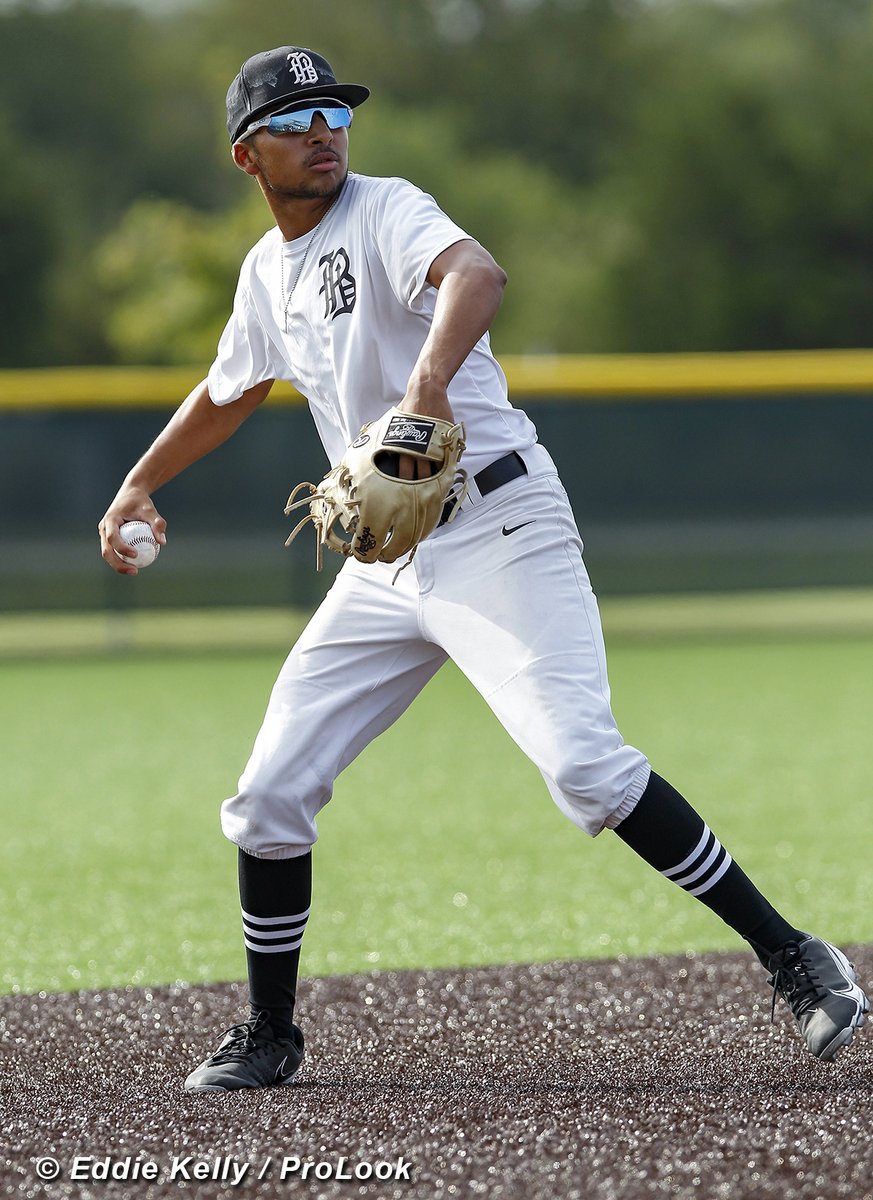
[[383, 416, 435, 452]]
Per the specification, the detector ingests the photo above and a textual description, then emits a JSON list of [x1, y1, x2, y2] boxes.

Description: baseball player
[[98, 46, 868, 1093]]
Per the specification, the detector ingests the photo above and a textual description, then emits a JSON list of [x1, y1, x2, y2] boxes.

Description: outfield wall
[[4, 352, 873, 611]]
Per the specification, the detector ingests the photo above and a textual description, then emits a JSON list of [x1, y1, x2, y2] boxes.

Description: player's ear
[[232, 141, 260, 176]]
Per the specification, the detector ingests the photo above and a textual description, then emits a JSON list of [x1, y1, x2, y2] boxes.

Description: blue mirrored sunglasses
[[242, 105, 353, 139]]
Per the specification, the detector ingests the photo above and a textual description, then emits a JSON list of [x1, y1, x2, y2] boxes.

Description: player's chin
[[315, 165, 348, 198], [268, 167, 347, 203]]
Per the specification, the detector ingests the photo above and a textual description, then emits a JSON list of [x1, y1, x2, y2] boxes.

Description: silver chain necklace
[[280, 197, 338, 333]]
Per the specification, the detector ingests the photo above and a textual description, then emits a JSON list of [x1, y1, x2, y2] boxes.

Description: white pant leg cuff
[[603, 761, 652, 831], [232, 841, 313, 861]]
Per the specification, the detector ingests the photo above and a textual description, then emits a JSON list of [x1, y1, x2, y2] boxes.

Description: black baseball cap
[[227, 46, 369, 143]]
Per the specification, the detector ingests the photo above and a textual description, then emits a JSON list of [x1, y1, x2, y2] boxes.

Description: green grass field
[[3, 594, 873, 996]]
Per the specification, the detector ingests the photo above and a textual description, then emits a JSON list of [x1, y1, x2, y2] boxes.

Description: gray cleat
[[184, 1010, 304, 1093], [768, 934, 869, 1061]]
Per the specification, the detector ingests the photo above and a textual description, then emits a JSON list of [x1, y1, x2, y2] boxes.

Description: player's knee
[[549, 749, 649, 826], [220, 784, 321, 857], [552, 759, 617, 808]]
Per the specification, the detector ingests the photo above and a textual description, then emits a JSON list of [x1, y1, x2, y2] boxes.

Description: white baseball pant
[[221, 444, 651, 858]]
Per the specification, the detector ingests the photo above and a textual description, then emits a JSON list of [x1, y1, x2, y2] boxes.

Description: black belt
[[438, 451, 527, 526]]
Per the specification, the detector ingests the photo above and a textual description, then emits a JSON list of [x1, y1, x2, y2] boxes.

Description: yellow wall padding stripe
[[503, 350, 873, 397], [3, 350, 873, 410], [0, 369, 302, 410]]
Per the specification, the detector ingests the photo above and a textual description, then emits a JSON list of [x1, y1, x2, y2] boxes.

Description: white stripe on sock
[[662, 826, 711, 878], [243, 934, 305, 954], [672, 838, 723, 889], [688, 851, 733, 897], [242, 922, 307, 941]]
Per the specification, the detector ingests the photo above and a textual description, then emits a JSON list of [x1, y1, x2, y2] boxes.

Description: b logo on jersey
[[286, 52, 319, 85], [319, 249, 357, 319]]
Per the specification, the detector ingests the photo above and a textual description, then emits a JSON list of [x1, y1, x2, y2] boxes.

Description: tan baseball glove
[[284, 406, 467, 573]]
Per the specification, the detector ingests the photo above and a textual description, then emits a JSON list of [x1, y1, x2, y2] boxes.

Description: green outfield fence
[[4, 350, 873, 612]]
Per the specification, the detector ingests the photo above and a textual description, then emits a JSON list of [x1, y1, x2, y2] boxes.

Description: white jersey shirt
[[207, 173, 538, 476]]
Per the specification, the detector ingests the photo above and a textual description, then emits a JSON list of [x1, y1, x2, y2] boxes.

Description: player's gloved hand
[[394, 381, 455, 479], [284, 406, 467, 574], [98, 487, 167, 576]]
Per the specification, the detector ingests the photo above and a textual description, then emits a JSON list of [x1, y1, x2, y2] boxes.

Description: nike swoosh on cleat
[[502, 521, 535, 536], [274, 1055, 294, 1082]]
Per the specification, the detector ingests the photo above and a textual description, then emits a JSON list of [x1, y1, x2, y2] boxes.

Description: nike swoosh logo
[[274, 1055, 295, 1082], [502, 521, 535, 536]]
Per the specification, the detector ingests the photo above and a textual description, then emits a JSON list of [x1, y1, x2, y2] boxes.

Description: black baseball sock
[[613, 772, 803, 967], [238, 848, 312, 1039]]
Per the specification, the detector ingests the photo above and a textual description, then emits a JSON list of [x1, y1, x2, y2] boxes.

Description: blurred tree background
[[2, 0, 873, 366]]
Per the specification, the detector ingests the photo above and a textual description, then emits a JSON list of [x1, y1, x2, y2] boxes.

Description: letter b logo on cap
[[286, 52, 319, 85]]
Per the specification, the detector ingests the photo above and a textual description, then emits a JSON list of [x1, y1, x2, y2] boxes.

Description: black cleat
[[184, 1010, 304, 1093], [768, 935, 869, 1061]]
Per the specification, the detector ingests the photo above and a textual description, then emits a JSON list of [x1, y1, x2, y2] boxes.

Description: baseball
[[116, 520, 160, 568]]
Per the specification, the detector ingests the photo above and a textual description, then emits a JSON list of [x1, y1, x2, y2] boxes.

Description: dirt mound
[[3, 949, 872, 1199]]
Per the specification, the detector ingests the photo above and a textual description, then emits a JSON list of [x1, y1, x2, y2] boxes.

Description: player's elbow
[[490, 262, 508, 299], [475, 247, 507, 293], [474, 252, 507, 311], [491, 256, 508, 291]]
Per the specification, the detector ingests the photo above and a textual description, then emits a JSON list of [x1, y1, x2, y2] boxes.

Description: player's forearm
[[125, 379, 271, 493], [402, 242, 507, 420]]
